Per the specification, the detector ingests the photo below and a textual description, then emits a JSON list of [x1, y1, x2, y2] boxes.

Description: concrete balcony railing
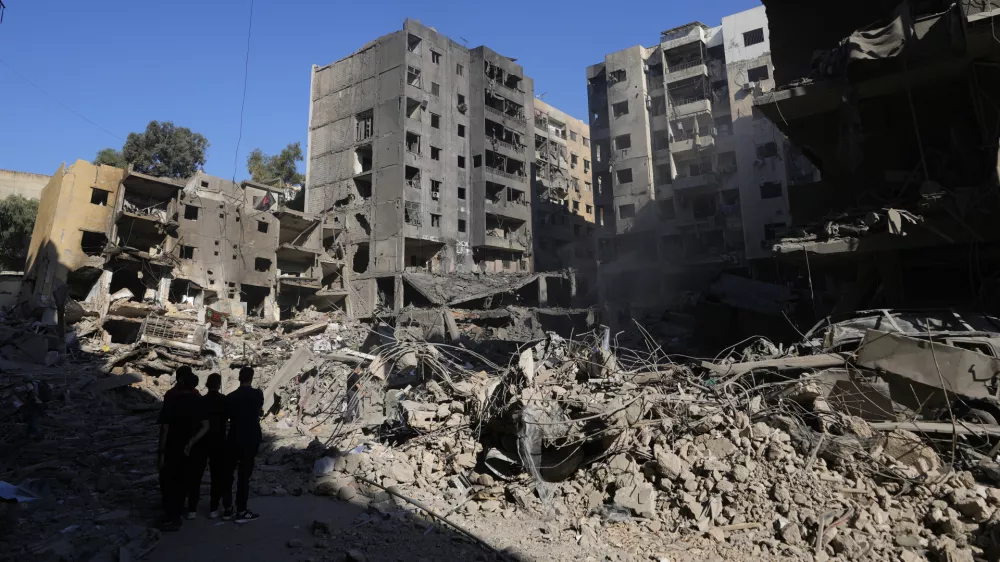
[[484, 105, 527, 126], [669, 134, 715, 154], [481, 233, 526, 252], [666, 62, 708, 84], [673, 172, 717, 191], [486, 200, 530, 223], [671, 97, 712, 118], [487, 138, 525, 154], [485, 166, 528, 185]]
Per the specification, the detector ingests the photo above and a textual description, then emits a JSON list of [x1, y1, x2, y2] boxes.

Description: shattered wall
[[307, 20, 538, 316], [21, 161, 125, 319], [171, 173, 280, 319]]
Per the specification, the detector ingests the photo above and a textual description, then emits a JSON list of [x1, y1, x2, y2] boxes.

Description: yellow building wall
[[22, 160, 124, 307]]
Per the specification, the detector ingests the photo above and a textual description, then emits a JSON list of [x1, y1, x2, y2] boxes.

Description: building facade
[[306, 19, 537, 317], [585, 5, 816, 319], [21, 160, 346, 329], [531, 99, 597, 296], [0, 168, 51, 201]]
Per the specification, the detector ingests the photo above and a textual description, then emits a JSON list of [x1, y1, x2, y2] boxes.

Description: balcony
[[484, 166, 528, 185], [487, 137, 525, 154], [673, 172, 717, 191], [666, 60, 708, 84], [482, 233, 526, 252], [484, 105, 527, 127], [485, 196, 530, 221], [669, 134, 715, 155], [671, 97, 712, 118]]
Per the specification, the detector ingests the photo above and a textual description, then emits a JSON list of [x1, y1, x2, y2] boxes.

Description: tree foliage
[[93, 148, 127, 168], [0, 195, 39, 271], [113, 121, 209, 178], [90, 121, 209, 178], [246, 142, 305, 188]]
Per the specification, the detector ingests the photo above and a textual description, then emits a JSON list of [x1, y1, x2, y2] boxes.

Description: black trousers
[[187, 445, 229, 512], [225, 443, 259, 512], [159, 451, 187, 520], [207, 447, 228, 510]]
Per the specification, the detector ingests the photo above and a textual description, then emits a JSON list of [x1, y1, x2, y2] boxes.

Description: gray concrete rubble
[[7, 303, 1000, 561]]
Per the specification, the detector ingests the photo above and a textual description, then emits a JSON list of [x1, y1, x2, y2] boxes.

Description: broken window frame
[[355, 109, 374, 141], [747, 65, 770, 83], [406, 132, 422, 155], [616, 168, 634, 184], [407, 66, 421, 88], [743, 28, 764, 47], [759, 181, 783, 199], [90, 188, 110, 206]]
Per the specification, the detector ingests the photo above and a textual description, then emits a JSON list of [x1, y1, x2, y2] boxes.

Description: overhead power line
[[232, 0, 254, 183], [0, 57, 123, 141]]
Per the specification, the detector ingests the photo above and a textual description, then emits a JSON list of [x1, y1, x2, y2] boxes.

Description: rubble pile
[[8, 305, 1000, 561], [297, 318, 1000, 561]]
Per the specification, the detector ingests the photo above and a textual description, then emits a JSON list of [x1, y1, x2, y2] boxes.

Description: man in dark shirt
[[157, 367, 203, 530], [195, 373, 229, 518], [224, 366, 264, 523]]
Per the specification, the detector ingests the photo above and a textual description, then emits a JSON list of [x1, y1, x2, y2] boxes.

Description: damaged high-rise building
[[753, 1, 1000, 317], [306, 19, 540, 317], [531, 99, 598, 299], [586, 5, 817, 321], [19, 160, 347, 343]]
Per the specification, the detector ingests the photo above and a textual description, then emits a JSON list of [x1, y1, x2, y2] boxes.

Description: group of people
[[157, 365, 264, 531]]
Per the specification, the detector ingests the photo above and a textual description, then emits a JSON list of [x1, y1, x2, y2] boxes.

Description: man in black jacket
[[223, 366, 264, 523], [157, 367, 203, 531]]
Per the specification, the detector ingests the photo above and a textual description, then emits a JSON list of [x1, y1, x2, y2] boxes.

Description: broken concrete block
[[654, 447, 688, 480], [876, 429, 942, 472], [613, 482, 656, 518]]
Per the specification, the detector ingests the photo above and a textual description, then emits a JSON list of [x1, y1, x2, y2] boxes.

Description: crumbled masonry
[[6, 303, 1000, 561]]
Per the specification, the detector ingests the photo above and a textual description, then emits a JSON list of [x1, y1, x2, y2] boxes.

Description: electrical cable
[[0, 57, 123, 141], [232, 0, 255, 185]]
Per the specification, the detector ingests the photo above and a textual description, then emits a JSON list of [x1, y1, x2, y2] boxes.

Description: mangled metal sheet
[[138, 315, 207, 354], [856, 329, 1000, 404]]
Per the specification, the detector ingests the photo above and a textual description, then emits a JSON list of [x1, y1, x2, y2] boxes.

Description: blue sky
[[0, 0, 758, 178]]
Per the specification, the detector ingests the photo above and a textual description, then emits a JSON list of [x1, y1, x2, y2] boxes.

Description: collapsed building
[[755, 1, 1000, 319], [17, 160, 348, 344]]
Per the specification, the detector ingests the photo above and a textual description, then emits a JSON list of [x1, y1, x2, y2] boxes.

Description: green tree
[[0, 195, 39, 271], [246, 142, 305, 188], [93, 148, 127, 168], [121, 121, 209, 178]]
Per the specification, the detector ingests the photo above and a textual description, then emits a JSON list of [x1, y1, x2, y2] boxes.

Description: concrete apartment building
[[0, 168, 51, 200], [21, 160, 346, 331], [306, 19, 537, 317], [585, 5, 816, 319], [531, 99, 597, 294]]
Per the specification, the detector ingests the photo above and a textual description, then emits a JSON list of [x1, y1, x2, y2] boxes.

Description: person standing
[[157, 367, 203, 531], [224, 366, 264, 523], [195, 373, 230, 519]]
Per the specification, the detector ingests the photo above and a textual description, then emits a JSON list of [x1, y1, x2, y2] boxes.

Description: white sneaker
[[184, 512, 196, 520], [208, 510, 221, 519]]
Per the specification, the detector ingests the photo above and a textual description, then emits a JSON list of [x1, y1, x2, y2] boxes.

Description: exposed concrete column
[[157, 277, 171, 306], [538, 275, 548, 306]]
